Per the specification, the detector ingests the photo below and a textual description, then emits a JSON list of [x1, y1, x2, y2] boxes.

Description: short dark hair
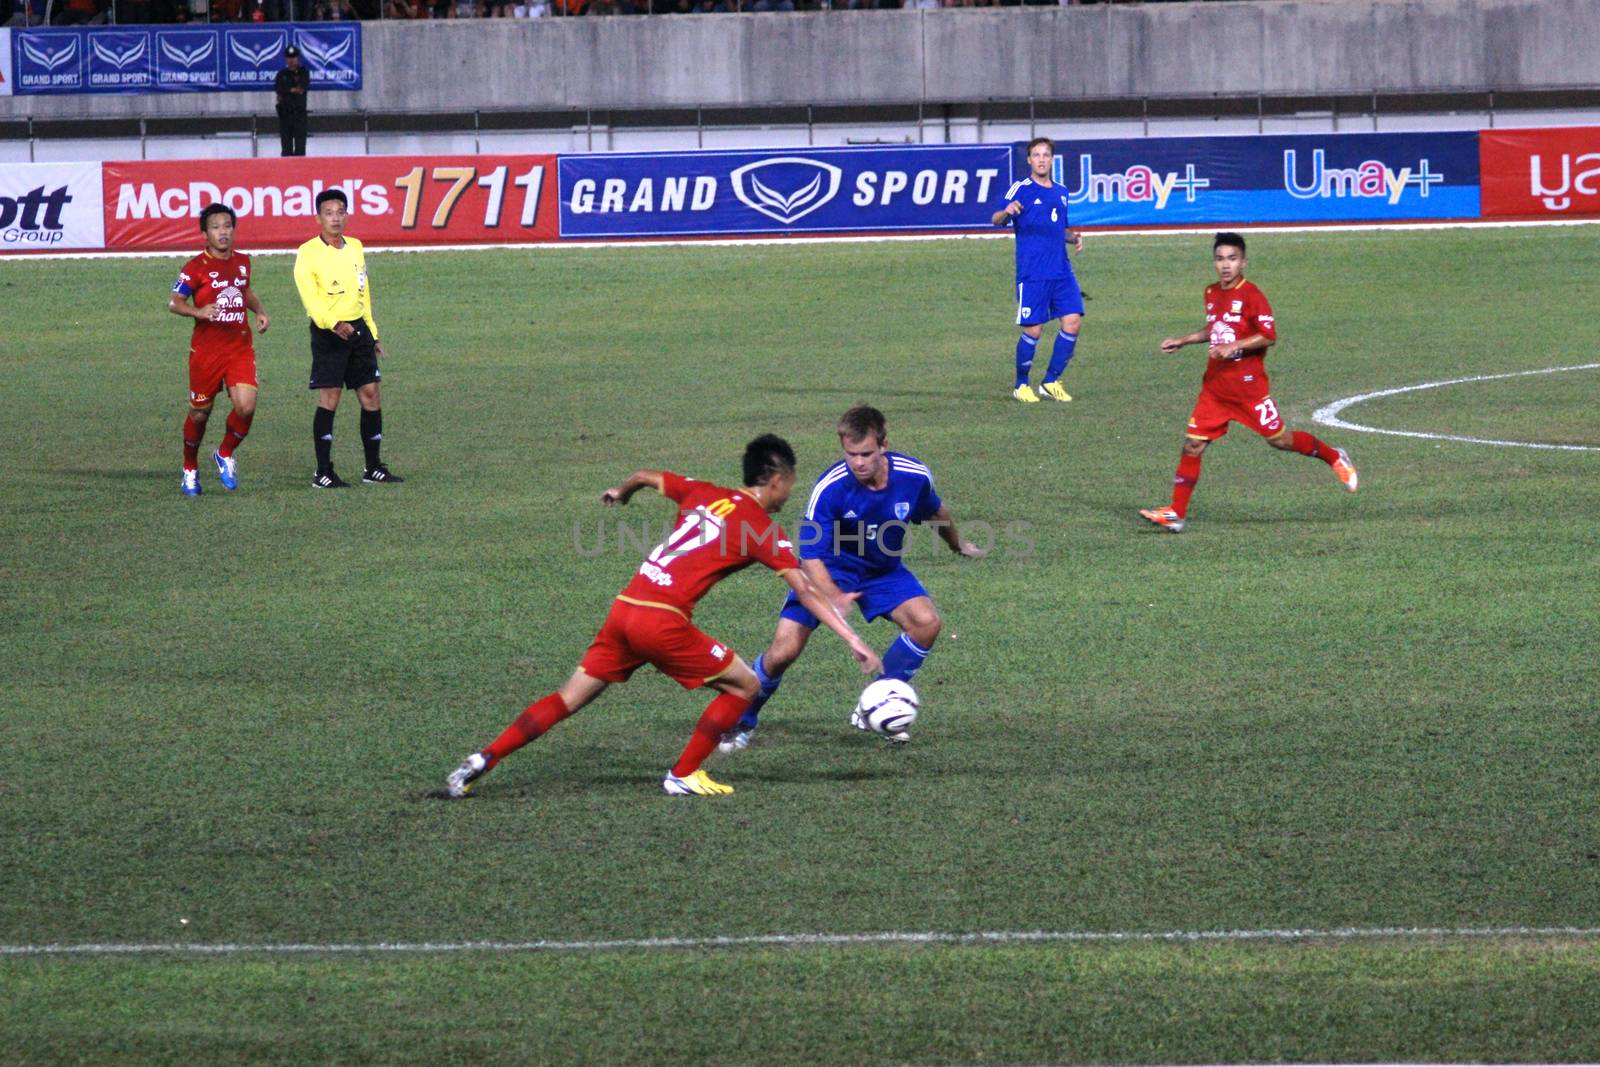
[[1213, 231, 1246, 256], [315, 188, 349, 211], [198, 203, 236, 233], [1026, 136, 1055, 157], [742, 433, 797, 487], [837, 405, 887, 444]]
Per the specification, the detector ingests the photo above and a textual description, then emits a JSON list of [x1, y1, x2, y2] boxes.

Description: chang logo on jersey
[[17, 35, 81, 89], [89, 34, 151, 88], [156, 32, 219, 86], [1060, 154, 1210, 210], [1528, 151, 1600, 212], [1283, 149, 1443, 204], [225, 30, 284, 85], [0, 185, 73, 245], [730, 158, 842, 225]]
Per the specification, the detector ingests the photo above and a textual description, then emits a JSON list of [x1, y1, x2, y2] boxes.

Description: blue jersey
[[1001, 177, 1072, 282], [799, 452, 943, 581]]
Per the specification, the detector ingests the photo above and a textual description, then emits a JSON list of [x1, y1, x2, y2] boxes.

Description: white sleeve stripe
[[1004, 181, 1024, 200], [891, 458, 932, 476], [804, 466, 851, 521]]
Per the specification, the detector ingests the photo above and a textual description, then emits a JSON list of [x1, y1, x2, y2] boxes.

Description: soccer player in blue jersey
[[993, 136, 1085, 404], [719, 405, 985, 750]]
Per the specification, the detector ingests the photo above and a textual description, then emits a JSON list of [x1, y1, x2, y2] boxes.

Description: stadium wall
[[4, 127, 1597, 255], [5, 0, 1600, 121]]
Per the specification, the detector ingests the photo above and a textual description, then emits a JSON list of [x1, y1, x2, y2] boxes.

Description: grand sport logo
[[91, 37, 145, 71], [296, 32, 351, 69], [730, 158, 842, 225], [160, 36, 215, 70], [89, 34, 151, 86], [225, 30, 285, 85], [156, 31, 219, 86], [18, 36, 81, 89], [294, 28, 359, 85], [21, 38, 76, 71], [228, 33, 284, 69]]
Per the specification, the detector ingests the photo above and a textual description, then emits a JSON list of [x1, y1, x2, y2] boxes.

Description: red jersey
[[174, 251, 255, 358], [615, 471, 799, 619], [1200, 278, 1276, 398]]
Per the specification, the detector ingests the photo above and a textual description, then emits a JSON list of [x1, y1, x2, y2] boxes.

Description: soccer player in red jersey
[[445, 435, 882, 798], [1140, 233, 1357, 533], [167, 204, 269, 496]]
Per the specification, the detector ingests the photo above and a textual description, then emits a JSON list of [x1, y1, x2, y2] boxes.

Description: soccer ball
[[853, 679, 919, 738]]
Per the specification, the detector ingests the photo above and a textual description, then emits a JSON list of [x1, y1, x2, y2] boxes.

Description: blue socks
[[879, 633, 931, 683], [1014, 333, 1037, 388], [1044, 330, 1078, 382], [741, 635, 932, 731], [738, 653, 781, 730]]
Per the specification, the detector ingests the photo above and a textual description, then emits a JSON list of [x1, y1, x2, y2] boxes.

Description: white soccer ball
[[854, 678, 919, 737]]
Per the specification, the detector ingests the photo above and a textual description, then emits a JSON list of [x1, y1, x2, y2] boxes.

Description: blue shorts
[[1015, 274, 1084, 326], [779, 565, 929, 630]]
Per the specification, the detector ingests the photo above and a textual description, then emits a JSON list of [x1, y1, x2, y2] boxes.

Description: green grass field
[[2, 227, 1598, 1064]]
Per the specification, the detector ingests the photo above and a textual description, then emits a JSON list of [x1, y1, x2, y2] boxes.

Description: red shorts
[[1187, 381, 1283, 440], [579, 599, 738, 690], [189, 346, 258, 408]]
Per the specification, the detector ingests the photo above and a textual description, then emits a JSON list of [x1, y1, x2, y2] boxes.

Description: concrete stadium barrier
[[5, 0, 1599, 122]]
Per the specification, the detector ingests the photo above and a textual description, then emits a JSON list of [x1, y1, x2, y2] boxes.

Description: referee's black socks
[[313, 406, 335, 472], [360, 409, 383, 471]]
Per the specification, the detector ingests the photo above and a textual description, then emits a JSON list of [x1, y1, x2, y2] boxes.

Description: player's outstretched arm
[[930, 504, 986, 559], [799, 558, 861, 619], [783, 569, 881, 675], [1160, 328, 1208, 353], [600, 469, 665, 506], [991, 201, 1022, 227]]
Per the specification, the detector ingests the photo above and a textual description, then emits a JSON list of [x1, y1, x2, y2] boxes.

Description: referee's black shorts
[[308, 321, 381, 391]]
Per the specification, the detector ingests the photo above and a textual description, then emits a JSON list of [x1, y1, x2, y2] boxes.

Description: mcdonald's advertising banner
[[9, 22, 359, 95], [101, 154, 559, 250]]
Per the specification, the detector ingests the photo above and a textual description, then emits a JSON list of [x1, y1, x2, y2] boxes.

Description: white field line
[[1312, 363, 1600, 452], [3, 925, 1599, 958], [6, 215, 1600, 263]]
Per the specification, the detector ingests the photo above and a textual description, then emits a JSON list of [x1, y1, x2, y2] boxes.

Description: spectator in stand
[[55, 0, 107, 24], [5, 0, 46, 24], [750, 0, 796, 10]]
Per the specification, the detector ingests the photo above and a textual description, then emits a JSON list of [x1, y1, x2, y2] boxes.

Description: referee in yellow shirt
[[293, 188, 402, 488]]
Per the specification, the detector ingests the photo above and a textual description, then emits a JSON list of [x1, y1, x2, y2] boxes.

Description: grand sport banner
[[1, 162, 105, 250], [1479, 127, 1600, 217], [1038, 131, 1481, 226], [558, 145, 1016, 238], [103, 154, 558, 250], [9, 23, 359, 95]]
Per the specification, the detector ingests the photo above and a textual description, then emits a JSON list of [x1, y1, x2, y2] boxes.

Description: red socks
[[1171, 453, 1203, 518], [219, 411, 253, 459], [483, 692, 573, 765], [670, 692, 751, 778], [182, 413, 206, 470], [1291, 431, 1338, 465]]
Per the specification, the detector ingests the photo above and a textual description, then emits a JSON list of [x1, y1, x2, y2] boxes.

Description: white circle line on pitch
[[1312, 364, 1600, 452], [3, 925, 1600, 957]]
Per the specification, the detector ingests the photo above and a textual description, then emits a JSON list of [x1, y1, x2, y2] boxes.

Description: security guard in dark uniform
[[274, 45, 311, 157]]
